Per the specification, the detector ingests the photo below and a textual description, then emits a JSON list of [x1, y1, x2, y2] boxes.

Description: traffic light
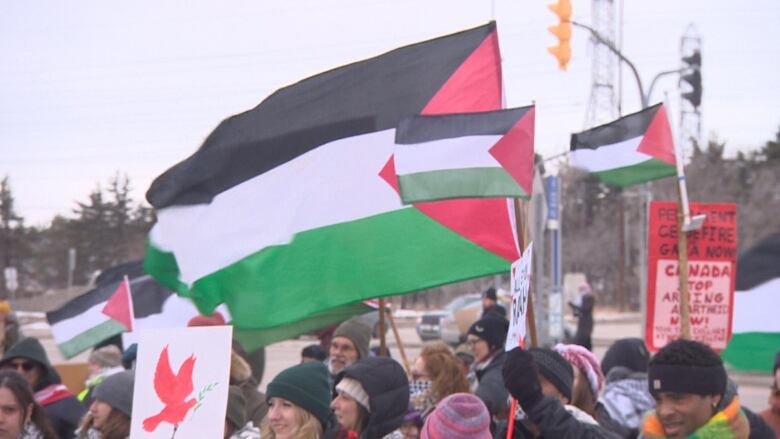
[[547, 0, 572, 70], [681, 50, 702, 108]]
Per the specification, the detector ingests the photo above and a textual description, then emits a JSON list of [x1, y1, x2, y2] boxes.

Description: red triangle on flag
[[101, 278, 134, 331], [636, 105, 676, 165], [489, 107, 535, 195]]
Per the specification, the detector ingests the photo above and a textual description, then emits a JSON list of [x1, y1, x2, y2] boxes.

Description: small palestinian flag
[[570, 103, 676, 187], [394, 106, 535, 204], [721, 234, 780, 372]]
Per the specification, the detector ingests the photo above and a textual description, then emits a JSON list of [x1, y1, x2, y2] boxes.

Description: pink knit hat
[[554, 343, 604, 397], [421, 393, 490, 439]]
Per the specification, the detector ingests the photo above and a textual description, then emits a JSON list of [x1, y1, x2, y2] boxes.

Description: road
[[260, 314, 773, 414]]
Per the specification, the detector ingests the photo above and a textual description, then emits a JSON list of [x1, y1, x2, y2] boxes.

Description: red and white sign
[[506, 243, 532, 351], [645, 202, 737, 351]]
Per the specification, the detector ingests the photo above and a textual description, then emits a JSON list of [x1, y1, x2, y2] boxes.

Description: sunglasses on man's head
[[4, 360, 35, 372]]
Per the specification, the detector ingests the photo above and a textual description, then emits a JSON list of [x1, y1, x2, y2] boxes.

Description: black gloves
[[502, 347, 544, 410]]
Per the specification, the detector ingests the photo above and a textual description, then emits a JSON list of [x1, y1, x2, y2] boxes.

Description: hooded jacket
[[0, 338, 85, 439], [334, 357, 409, 439]]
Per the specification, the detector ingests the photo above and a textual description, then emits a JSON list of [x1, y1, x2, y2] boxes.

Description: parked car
[[416, 293, 481, 342]]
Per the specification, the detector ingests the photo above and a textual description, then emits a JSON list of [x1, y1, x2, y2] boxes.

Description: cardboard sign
[[646, 202, 737, 351], [506, 243, 533, 351], [130, 326, 233, 439]]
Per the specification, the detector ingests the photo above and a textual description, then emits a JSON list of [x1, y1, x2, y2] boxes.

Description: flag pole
[[386, 307, 411, 374], [378, 298, 387, 356]]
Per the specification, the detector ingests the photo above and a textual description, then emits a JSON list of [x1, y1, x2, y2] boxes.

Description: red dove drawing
[[143, 345, 197, 435]]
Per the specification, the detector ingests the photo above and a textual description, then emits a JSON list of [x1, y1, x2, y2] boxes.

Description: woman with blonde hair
[[76, 370, 134, 439], [261, 361, 334, 439], [410, 342, 470, 417]]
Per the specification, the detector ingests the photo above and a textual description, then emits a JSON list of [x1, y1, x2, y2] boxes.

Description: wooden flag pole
[[386, 307, 412, 374], [378, 298, 388, 356], [676, 187, 691, 339]]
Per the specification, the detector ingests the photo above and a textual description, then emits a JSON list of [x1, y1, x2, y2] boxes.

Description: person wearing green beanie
[[262, 361, 334, 439]]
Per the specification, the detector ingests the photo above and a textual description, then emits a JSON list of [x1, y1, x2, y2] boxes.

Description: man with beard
[[328, 317, 371, 382]]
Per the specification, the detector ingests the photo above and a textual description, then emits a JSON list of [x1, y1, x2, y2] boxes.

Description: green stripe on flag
[[721, 332, 780, 373], [399, 168, 528, 203], [58, 320, 127, 359], [147, 208, 510, 329], [593, 158, 675, 188]]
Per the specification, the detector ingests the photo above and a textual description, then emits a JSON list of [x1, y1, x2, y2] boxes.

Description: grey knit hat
[[529, 348, 573, 401], [93, 370, 135, 417], [333, 317, 372, 360]]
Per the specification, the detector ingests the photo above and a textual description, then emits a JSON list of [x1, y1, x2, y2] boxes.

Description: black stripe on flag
[[736, 233, 780, 290], [147, 22, 497, 209], [46, 263, 173, 324], [570, 103, 662, 150], [395, 106, 532, 144]]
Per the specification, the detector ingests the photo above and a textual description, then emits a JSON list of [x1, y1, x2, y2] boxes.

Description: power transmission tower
[[584, 0, 619, 128], [679, 25, 702, 155]]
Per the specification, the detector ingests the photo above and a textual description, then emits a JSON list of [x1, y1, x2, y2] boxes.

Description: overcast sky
[[2, 0, 778, 225]]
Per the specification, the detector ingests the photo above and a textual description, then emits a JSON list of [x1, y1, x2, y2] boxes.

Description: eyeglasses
[[466, 338, 484, 347], [4, 360, 35, 372]]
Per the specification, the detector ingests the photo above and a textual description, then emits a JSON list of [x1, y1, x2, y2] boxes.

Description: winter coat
[[570, 295, 594, 350], [718, 380, 776, 439], [334, 357, 409, 439], [0, 338, 86, 439], [498, 396, 622, 439], [230, 350, 269, 426], [599, 367, 655, 433], [474, 349, 509, 420]]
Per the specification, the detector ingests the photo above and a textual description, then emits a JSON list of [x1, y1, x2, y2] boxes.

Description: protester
[[419, 393, 491, 439], [759, 350, 780, 435], [230, 348, 268, 427], [568, 283, 595, 350], [302, 344, 327, 363], [599, 338, 654, 437], [500, 347, 620, 438], [76, 370, 134, 439], [79, 345, 125, 405], [398, 407, 422, 439], [0, 370, 58, 439], [332, 356, 409, 439], [225, 386, 260, 439], [556, 343, 629, 437], [641, 339, 751, 439], [466, 316, 509, 423], [480, 287, 506, 319], [262, 361, 334, 439], [409, 342, 469, 417], [0, 338, 85, 439], [328, 317, 372, 379]]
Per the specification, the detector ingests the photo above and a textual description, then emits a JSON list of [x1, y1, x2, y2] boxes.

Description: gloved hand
[[502, 347, 544, 410]]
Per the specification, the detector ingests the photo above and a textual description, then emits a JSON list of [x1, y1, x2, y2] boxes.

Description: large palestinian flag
[[144, 22, 519, 330], [570, 103, 676, 187], [721, 234, 780, 372], [394, 106, 535, 204]]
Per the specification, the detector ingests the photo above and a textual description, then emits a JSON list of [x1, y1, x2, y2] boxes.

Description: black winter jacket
[[474, 349, 509, 419], [498, 396, 622, 439]]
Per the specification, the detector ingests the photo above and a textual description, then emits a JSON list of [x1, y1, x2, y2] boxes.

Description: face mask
[[409, 379, 432, 397]]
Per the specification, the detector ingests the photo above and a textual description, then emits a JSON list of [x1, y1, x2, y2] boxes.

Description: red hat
[[187, 311, 226, 327]]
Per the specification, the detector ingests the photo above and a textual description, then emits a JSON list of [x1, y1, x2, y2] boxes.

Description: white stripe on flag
[[394, 135, 502, 175], [50, 302, 110, 343], [150, 129, 409, 285], [570, 136, 647, 172], [732, 277, 780, 333]]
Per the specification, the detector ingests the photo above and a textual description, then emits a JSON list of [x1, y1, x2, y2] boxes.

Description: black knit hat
[[601, 338, 650, 376], [529, 348, 573, 400], [266, 361, 332, 428], [468, 317, 509, 351], [482, 287, 497, 301]]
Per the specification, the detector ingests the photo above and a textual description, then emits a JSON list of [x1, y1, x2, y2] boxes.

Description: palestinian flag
[[394, 106, 535, 204], [722, 234, 780, 372], [144, 22, 520, 331], [570, 103, 676, 187]]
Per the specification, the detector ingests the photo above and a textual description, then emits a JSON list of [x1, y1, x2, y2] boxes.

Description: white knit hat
[[336, 377, 370, 412]]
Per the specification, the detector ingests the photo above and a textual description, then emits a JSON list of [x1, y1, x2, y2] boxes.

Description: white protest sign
[[506, 243, 533, 351], [130, 326, 233, 439]]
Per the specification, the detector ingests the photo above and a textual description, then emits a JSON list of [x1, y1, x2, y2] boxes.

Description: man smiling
[[642, 339, 749, 439]]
